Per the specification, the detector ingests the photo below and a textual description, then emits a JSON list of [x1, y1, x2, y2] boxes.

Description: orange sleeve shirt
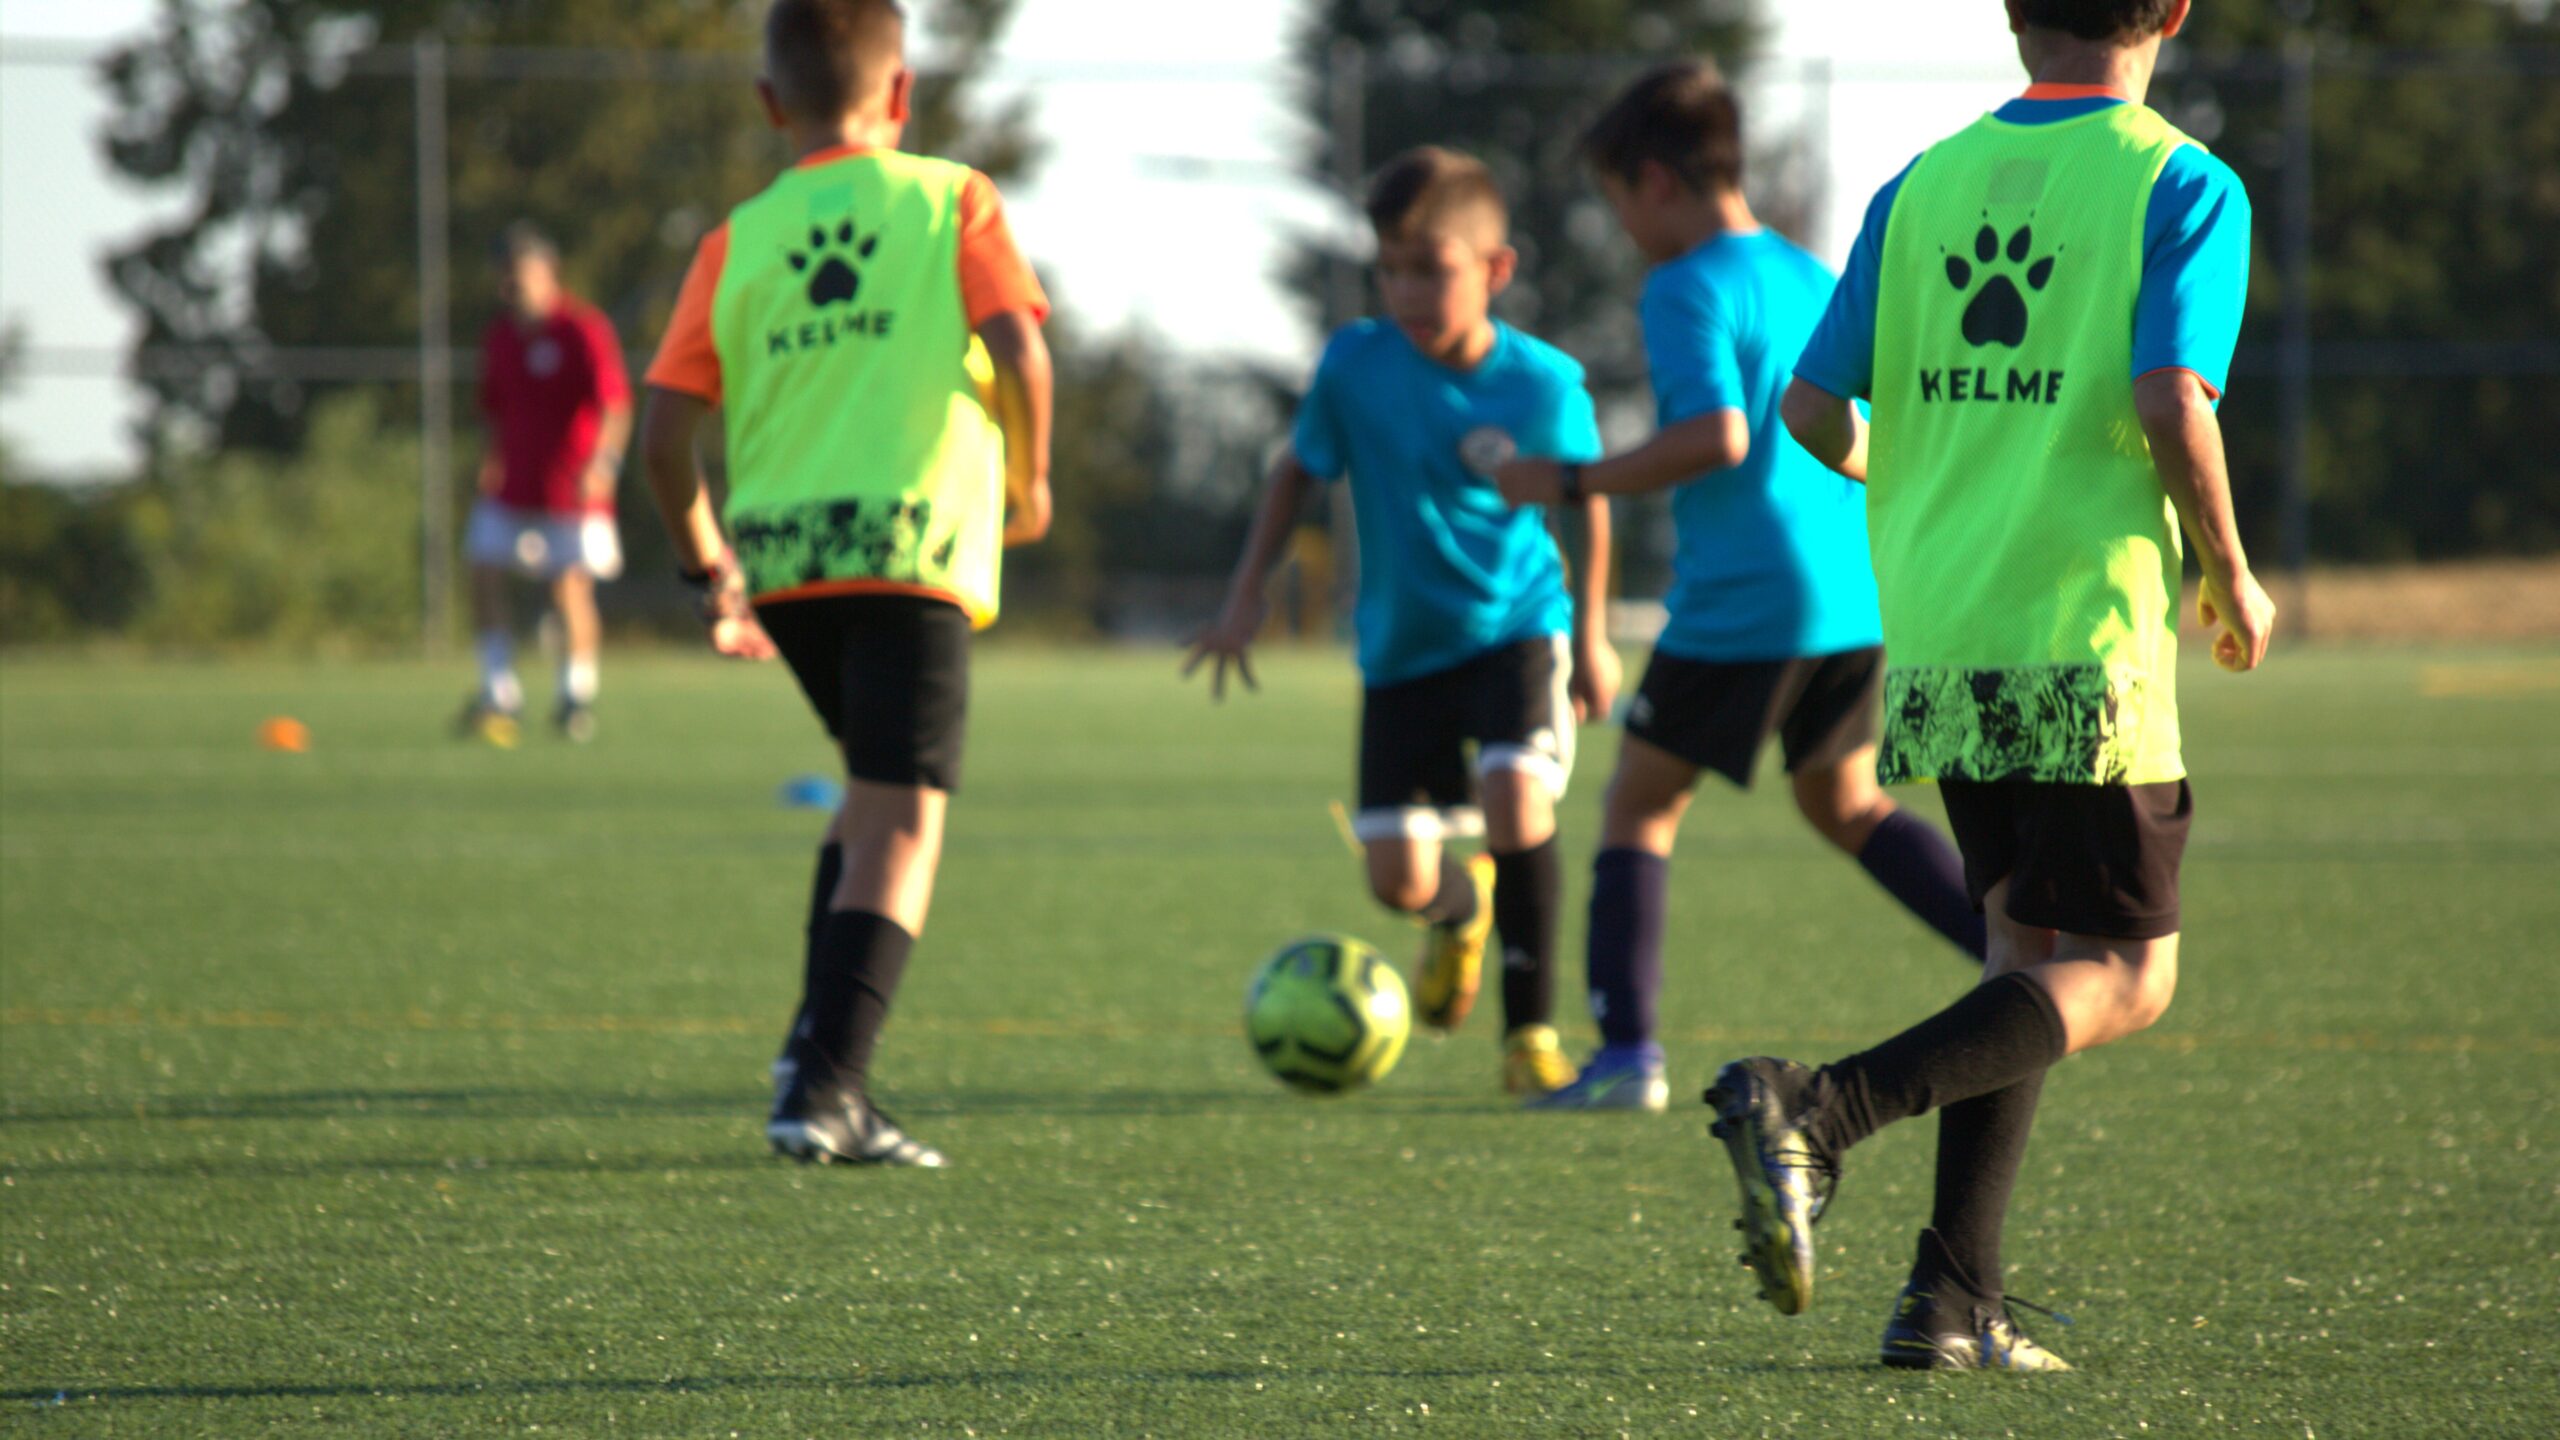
[[643, 162, 1048, 404]]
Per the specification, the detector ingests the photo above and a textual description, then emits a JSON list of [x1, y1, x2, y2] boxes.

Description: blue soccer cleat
[[1527, 1043, 1670, 1111]]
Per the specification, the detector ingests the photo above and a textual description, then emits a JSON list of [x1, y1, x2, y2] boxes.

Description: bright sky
[[0, 0, 2017, 475]]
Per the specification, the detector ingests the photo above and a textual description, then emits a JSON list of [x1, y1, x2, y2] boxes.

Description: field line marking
[[3, 1005, 2553, 1057]]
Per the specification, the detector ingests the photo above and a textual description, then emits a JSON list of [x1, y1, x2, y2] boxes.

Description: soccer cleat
[[1411, 852, 1497, 1032], [452, 696, 521, 749], [1501, 1024, 1578, 1097], [1701, 1057, 1838, 1316], [766, 1041, 945, 1168], [1528, 1043, 1669, 1112], [553, 700, 597, 744], [1880, 1286, 2073, 1371]]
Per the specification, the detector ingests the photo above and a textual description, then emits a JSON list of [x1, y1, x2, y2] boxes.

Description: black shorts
[[1624, 647, 1883, 788], [1939, 779, 2193, 940], [758, 593, 972, 793], [1357, 636, 1572, 841]]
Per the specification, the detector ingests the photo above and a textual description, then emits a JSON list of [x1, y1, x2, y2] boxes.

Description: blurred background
[[4, 0, 2557, 653]]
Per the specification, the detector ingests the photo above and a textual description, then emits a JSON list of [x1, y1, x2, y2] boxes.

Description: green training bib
[[1869, 102, 2196, 785], [712, 150, 1006, 622]]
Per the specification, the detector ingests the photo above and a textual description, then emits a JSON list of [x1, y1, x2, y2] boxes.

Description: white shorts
[[465, 502, 623, 581]]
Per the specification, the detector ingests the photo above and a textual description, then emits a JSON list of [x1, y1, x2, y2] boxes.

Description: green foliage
[[2157, 2, 2560, 558], [123, 393, 423, 650], [0, 482, 150, 643]]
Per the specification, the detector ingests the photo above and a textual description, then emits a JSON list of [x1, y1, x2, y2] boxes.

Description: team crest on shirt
[[526, 337, 562, 377], [1919, 214, 2066, 405], [1943, 217, 2058, 348], [768, 217, 898, 358], [788, 218, 882, 308]]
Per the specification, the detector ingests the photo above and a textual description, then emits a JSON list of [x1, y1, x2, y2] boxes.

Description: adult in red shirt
[[458, 223, 632, 745]]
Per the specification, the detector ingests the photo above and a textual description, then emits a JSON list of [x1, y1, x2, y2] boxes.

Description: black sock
[[1927, 1068, 2048, 1302], [803, 909, 916, 1092], [805, 841, 845, 941], [782, 842, 847, 1052], [1417, 851, 1478, 927], [1857, 810, 1987, 961], [1586, 847, 1668, 1049], [1491, 839, 1561, 1032], [1809, 971, 2067, 1158]]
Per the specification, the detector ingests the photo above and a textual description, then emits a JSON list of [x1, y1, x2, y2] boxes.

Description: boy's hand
[[1004, 473, 1052, 548], [1181, 594, 1266, 701], [1571, 637, 1621, 723], [2199, 568, 2276, 673], [1494, 458, 1566, 508], [685, 559, 776, 661]]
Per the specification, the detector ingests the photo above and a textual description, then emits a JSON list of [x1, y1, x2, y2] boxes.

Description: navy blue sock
[[1492, 840, 1561, 1032], [1586, 847, 1668, 1049], [1857, 810, 1987, 961]]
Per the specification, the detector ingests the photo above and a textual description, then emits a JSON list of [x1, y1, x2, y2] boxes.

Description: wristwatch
[[1558, 463, 1587, 505]]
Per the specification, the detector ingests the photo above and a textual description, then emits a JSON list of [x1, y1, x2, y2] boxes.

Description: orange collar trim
[[2021, 83, 2133, 101], [795, 142, 881, 169]]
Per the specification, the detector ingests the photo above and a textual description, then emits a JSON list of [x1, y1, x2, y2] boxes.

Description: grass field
[[3, 645, 2556, 1437]]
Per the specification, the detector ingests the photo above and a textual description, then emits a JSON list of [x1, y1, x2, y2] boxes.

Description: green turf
[[3, 644, 2554, 1437]]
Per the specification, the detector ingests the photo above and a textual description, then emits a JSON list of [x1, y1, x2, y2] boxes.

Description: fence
[[4, 35, 2556, 649]]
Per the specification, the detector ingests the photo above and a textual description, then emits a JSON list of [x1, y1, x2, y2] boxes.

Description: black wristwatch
[[1558, 463, 1587, 505]]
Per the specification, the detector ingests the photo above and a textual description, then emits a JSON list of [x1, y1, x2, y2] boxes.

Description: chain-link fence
[[4, 37, 2555, 649]]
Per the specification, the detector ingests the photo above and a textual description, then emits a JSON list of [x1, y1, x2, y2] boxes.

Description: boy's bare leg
[[829, 780, 946, 936], [1368, 832, 1491, 1032], [1795, 747, 1985, 960], [550, 568, 603, 721], [468, 563, 522, 715]]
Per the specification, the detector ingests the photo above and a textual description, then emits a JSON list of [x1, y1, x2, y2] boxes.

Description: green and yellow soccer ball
[[1244, 935, 1411, 1095]]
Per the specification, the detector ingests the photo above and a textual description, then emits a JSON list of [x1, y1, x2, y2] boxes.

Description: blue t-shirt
[[1644, 230, 1883, 662], [1293, 320, 1604, 687], [1796, 94, 2254, 402]]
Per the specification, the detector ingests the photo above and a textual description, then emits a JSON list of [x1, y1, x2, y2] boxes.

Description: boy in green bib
[[639, 0, 1054, 1168], [1698, 0, 2276, 1369]]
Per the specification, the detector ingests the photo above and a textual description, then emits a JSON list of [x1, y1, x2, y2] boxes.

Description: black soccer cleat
[[553, 700, 597, 744], [1702, 1057, 1837, 1316], [1879, 1229, 2072, 1371], [766, 1040, 945, 1168]]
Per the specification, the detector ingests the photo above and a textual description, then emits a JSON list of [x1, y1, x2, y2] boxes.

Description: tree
[[100, 0, 1030, 458], [2159, 1, 2560, 559]]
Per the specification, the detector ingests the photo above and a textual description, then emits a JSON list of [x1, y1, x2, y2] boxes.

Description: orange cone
[[258, 717, 311, 753]]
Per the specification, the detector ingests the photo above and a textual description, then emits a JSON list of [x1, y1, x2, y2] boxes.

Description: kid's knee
[[1790, 771, 1888, 853], [2123, 962, 2178, 1033], [1367, 872, 1435, 914]]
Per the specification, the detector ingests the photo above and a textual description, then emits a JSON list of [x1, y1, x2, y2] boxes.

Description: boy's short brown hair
[[1364, 147, 1508, 247], [1581, 61, 1743, 194], [765, 0, 906, 120], [2017, 0, 2181, 43]]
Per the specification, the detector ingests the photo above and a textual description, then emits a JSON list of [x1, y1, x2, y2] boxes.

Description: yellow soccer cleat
[[1411, 851, 1496, 1032], [1503, 1024, 1578, 1097]]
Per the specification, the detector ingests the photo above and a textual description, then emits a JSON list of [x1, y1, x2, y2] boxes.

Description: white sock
[[477, 631, 522, 714], [561, 657, 599, 706]]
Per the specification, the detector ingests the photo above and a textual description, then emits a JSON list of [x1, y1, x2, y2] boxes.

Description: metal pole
[[1325, 40, 1366, 633], [2278, 39, 2314, 629], [415, 38, 455, 658], [1326, 40, 1366, 330]]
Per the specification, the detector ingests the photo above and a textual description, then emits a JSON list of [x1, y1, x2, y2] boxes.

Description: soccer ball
[[1244, 935, 1411, 1095]]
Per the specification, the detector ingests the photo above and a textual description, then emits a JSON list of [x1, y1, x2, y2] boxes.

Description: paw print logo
[[787, 219, 881, 308], [1944, 218, 2057, 348]]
